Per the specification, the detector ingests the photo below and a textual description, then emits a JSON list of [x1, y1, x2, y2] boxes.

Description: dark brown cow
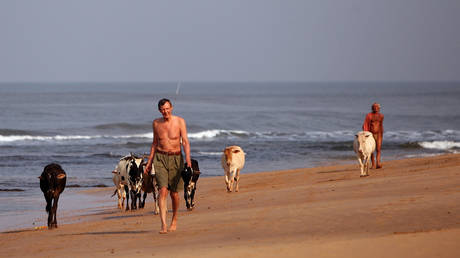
[[39, 163, 66, 229]]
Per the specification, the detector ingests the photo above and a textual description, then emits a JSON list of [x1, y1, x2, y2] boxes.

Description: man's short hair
[[372, 102, 381, 109], [158, 98, 172, 110]]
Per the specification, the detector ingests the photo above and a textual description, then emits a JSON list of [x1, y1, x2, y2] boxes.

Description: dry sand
[[2, 154, 459, 257]]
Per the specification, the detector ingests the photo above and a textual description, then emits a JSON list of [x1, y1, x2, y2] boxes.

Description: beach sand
[[1, 154, 459, 257]]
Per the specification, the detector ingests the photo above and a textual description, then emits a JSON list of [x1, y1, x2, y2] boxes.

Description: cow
[[112, 154, 144, 211], [140, 163, 159, 214], [182, 159, 201, 210], [353, 131, 376, 177], [221, 146, 245, 192], [39, 163, 67, 229]]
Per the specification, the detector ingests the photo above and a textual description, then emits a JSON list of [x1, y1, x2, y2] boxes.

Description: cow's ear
[[355, 134, 358, 137], [233, 150, 240, 153]]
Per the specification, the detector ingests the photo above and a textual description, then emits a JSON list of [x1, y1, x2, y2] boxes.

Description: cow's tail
[[111, 189, 118, 197]]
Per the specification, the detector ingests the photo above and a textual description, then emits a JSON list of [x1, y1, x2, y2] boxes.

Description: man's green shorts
[[154, 152, 184, 192]]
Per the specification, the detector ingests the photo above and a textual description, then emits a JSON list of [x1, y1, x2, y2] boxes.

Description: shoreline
[[2, 153, 460, 257]]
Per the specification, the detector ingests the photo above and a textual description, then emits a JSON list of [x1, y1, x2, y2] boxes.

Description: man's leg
[[168, 191, 179, 232], [158, 187, 168, 234], [376, 136, 383, 168]]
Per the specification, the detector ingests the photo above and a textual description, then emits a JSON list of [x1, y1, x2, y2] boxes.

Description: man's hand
[[144, 164, 151, 175]]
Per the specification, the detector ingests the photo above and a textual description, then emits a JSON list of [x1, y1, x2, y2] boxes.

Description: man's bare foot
[[168, 222, 177, 232], [376, 164, 383, 169], [159, 225, 168, 234]]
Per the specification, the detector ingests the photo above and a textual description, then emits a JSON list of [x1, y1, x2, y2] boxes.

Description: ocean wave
[[188, 129, 250, 139], [196, 151, 223, 156], [418, 141, 460, 150], [1, 129, 459, 145], [93, 123, 149, 131], [0, 133, 152, 145]]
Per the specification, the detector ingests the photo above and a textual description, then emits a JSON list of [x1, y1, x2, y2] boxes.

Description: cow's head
[[224, 147, 242, 168], [355, 131, 373, 154]]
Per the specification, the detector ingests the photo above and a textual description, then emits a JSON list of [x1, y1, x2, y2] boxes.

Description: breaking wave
[[418, 141, 460, 150], [1, 129, 459, 146], [0, 133, 152, 145]]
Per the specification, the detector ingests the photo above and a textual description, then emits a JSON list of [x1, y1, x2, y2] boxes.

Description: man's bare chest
[[156, 123, 180, 139]]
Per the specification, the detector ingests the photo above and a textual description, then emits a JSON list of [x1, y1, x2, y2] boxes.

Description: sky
[[1, 0, 459, 82]]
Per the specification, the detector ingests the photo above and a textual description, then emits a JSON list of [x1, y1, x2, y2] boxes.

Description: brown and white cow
[[221, 146, 245, 192]]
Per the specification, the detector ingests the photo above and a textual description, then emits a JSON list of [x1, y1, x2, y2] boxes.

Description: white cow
[[221, 146, 245, 192], [353, 131, 376, 177]]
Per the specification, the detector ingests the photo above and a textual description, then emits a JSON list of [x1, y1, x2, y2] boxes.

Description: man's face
[[372, 104, 380, 113], [159, 102, 173, 119]]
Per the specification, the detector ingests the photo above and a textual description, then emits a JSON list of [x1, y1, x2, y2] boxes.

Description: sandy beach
[[1, 154, 459, 257]]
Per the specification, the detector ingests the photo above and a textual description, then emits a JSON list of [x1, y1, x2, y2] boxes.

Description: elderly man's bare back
[[362, 103, 384, 169]]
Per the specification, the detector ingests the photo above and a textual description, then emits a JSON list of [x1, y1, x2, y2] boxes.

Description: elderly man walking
[[144, 98, 192, 234], [362, 102, 384, 169]]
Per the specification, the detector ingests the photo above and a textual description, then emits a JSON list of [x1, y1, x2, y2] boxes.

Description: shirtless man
[[144, 98, 192, 234], [362, 102, 384, 169]]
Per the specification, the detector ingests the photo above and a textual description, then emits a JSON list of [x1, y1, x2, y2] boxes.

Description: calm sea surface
[[1, 82, 459, 230]]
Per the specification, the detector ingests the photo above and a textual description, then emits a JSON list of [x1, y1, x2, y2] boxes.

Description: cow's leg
[[184, 187, 190, 210], [44, 193, 52, 213], [121, 188, 126, 210], [225, 171, 231, 192], [130, 189, 137, 210], [124, 185, 130, 211], [358, 157, 365, 177], [153, 185, 159, 215], [141, 192, 147, 208], [137, 191, 142, 209], [44, 193, 52, 228], [364, 155, 371, 176], [229, 170, 236, 192], [51, 194, 60, 228], [116, 188, 122, 209], [235, 169, 241, 192], [190, 183, 196, 208]]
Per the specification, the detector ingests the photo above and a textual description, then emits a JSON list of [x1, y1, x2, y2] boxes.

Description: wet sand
[[2, 154, 459, 257]]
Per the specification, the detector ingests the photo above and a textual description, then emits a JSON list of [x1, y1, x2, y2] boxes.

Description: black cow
[[112, 154, 144, 211], [182, 159, 201, 210], [39, 163, 67, 229]]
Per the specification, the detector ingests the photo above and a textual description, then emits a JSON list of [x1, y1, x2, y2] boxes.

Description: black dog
[[39, 163, 67, 229], [182, 159, 201, 210]]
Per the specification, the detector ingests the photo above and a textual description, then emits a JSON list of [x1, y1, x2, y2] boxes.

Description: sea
[[1, 82, 459, 231]]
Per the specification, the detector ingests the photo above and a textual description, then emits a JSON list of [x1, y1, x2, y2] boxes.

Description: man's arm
[[362, 113, 371, 131], [144, 121, 158, 174], [180, 118, 192, 167], [380, 114, 384, 135]]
